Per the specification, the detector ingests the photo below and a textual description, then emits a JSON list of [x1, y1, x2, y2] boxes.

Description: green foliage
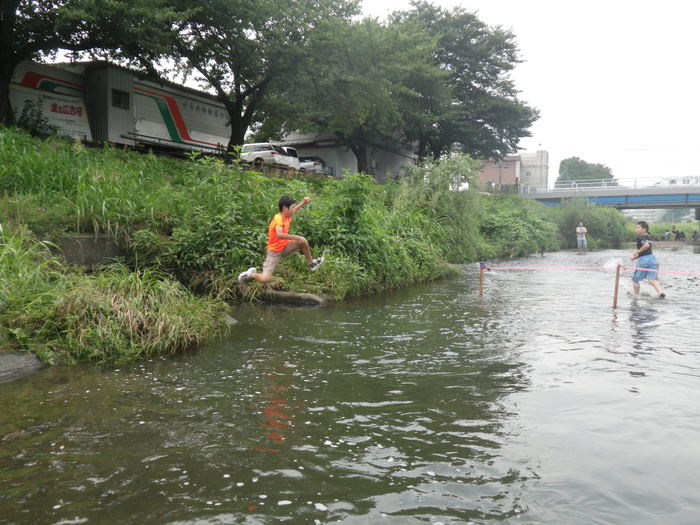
[[647, 222, 698, 240], [557, 157, 615, 183], [15, 97, 58, 138], [553, 199, 632, 249], [264, 2, 537, 166], [0, 223, 227, 364], [477, 195, 562, 258], [391, 2, 539, 160], [2, 127, 637, 310]]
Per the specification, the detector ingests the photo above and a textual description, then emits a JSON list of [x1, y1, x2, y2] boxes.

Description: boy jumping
[[631, 220, 665, 298], [238, 196, 324, 284]]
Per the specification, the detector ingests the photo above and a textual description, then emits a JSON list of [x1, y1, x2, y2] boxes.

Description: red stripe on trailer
[[20, 71, 83, 90], [134, 86, 219, 148]]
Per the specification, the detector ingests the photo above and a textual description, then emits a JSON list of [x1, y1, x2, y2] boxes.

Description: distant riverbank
[[1, 127, 632, 367]]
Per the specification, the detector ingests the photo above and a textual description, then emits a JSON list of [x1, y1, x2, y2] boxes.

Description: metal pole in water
[[612, 264, 621, 308]]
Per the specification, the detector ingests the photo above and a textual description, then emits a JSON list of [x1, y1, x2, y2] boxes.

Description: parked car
[[281, 146, 300, 171], [299, 156, 331, 175], [241, 143, 293, 169]]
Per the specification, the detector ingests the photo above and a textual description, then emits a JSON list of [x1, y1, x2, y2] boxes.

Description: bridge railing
[[520, 176, 700, 194]]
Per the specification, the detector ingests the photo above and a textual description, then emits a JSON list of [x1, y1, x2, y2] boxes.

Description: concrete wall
[[367, 145, 416, 183], [293, 145, 358, 177], [55, 234, 127, 270]]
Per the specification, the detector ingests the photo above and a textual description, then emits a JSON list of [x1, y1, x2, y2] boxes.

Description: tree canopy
[[557, 157, 615, 183], [391, 2, 539, 160], [0, 0, 182, 125], [3, 0, 538, 171], [164, 0, 359, 151], [256, 1, 537, 169]]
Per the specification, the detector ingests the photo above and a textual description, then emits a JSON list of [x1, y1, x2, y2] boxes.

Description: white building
[[519, 151, 549, 189], [282, 132, 417, 183], [477, 150, 549, 191], [622, 209, 665, 223]]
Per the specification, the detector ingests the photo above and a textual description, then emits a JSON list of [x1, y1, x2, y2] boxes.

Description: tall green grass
[[1, 127, 633, 305], [0, 224, 228, 364]]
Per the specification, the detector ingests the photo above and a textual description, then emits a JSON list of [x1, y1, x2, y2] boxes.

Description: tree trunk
[[224, 98, 249, 161], [0, 64, 14, 126], [227, 120, 247, 151], [350, 143, 369, 174], [0, 0, 19, 126]]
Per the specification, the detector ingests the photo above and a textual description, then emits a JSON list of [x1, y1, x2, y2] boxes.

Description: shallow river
[[2, 247, 700, 524]]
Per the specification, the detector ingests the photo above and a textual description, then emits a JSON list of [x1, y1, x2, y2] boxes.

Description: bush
[[0, 224, 228, 364], [553, 199, 632, 249]]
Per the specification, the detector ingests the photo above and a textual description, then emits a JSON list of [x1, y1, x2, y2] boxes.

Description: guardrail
[[521, 176, 700, 194]]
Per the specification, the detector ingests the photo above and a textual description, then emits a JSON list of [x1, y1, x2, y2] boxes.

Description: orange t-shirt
[[267, 213, 291, 252]]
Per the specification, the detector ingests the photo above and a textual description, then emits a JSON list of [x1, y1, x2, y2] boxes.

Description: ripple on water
[[2, 248, 700, 523]]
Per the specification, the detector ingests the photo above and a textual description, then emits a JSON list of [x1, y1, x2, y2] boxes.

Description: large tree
[[167, 0, 359, 152], [258, 1, 538, 169], [0, 0, 181, 126], [557, 156, 615, 183], [391, 1, 539, 160], [256, 16, 447, 173]]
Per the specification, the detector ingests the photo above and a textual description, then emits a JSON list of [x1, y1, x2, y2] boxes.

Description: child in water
[[631, 220, 665, 298], [238, 196, 323, 284]]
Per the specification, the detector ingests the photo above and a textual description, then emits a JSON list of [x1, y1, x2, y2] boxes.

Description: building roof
[[52, 60, 223, 103]]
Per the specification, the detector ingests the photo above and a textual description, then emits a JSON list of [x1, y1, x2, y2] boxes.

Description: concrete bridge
[[521, 178, 700, 209]]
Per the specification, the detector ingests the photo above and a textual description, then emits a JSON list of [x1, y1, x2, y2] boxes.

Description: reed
[[0, 224, 228, 364]]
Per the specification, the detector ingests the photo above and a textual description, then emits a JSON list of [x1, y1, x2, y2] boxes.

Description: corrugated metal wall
[[106, 68, 134, 145], [84, 66, 134, 145], [85, 68, 108, 143]]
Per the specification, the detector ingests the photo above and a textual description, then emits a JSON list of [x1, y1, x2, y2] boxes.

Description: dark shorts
[[633, 254, 658, 282]]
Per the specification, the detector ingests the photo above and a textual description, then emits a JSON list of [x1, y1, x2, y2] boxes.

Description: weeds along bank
[[0, 225, 227, 365], [0, 128, 629, 364]]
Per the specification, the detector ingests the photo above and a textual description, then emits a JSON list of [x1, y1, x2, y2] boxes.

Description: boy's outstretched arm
[[291, 197, 311, 214]]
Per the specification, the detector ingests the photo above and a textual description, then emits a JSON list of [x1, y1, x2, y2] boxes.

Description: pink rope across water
[[619, 265, 700, 277], [481, 264, 700, 277], [483, 265, 604, 271]]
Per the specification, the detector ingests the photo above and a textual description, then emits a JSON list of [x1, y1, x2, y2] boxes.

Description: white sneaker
[[309, 257, 324, 271], [238, 267, 256, 283]]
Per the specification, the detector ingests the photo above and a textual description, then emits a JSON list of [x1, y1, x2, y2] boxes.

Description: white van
[[281, 146, 300, 170], [241, 143, 293, 169]]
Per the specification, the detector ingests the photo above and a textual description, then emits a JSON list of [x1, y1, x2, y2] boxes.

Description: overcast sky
[[363, 0, 700, 184]]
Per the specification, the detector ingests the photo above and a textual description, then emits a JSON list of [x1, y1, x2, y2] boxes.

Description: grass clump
[[1, 224, 228, 364]]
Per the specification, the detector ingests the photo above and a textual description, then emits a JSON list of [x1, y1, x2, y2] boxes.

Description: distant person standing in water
[[575, 221, 588, 252], [631, 220, 665, 298]]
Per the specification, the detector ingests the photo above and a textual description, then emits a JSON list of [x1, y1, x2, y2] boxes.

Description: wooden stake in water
[[612, 264, 621, 308], [479, 264, 485, 297]]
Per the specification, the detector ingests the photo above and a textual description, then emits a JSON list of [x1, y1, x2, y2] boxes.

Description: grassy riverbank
[[0, 225, 228, 364], [0, 127, 632, 364]]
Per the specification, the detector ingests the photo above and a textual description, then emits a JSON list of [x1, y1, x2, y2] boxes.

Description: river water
[[2, 247, 700, 524]]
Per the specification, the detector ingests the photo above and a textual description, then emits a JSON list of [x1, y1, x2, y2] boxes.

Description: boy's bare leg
[[249, 271, 273, 284], [633, 281, 640, 294], [289, 238, 313, 265], [648, 279, 664, 295]]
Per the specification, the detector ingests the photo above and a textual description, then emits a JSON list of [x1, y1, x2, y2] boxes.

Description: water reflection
[[254, 357, 306, 453], [2, 249, 700, 523], [629, 299, 660, 354]]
